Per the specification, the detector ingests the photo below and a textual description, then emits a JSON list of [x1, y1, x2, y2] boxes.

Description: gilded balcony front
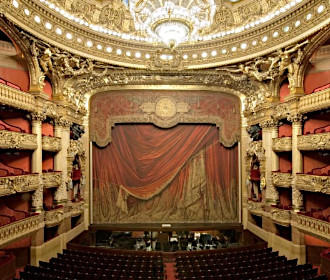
[[296, 174, 330, 194], [0, 130, 37, 150]]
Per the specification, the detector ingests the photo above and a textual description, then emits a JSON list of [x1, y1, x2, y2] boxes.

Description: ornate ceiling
[[1, 0, 329, 69]]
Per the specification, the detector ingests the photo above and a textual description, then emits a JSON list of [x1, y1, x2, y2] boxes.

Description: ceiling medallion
[[130, 0, 216, 46]]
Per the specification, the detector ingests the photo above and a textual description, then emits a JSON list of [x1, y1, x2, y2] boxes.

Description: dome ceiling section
[[1, 0, 329, 69]]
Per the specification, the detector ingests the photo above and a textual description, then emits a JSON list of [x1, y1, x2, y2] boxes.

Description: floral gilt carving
[[0, 174, 39, 197], [44, 208, 64, 227], [42, 172, 62, 189], [42, 136, 62, 152], [272, 137, 292, 152]]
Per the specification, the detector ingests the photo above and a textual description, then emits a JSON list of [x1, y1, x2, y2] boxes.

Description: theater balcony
[[272, 137, 292, 152], [0, 213, 44, 246], [0, 173, 39, 197], [292, 213, 330, 242], [42, 171, 62, 189], [42, 136, 62, 152], [272, 171, 292, 188], [44, 206, 64, 228], [247, 200, 264, 216]]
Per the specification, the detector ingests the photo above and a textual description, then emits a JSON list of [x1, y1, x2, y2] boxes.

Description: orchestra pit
[[0, 0, 329, 279]]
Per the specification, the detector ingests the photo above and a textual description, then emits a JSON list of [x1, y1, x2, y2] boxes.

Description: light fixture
[[129, 0, 216, 46]]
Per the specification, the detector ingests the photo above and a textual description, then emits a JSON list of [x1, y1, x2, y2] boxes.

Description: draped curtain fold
[[93, 124, 238, 223]]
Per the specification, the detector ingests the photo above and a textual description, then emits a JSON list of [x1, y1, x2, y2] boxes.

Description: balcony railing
[[0, 130, 37, 150], [0, 174, 39, 197], [0, 214, 44, 246], [296, 174, 330, 194], [299, 88, 330, 114], [271, 208, 291, 226], [69, 200, 85, 217], [292, 213, 330, 242], [44, 207, 64, 227], [42, 136, 62, 152], [247, 200, 264, 216], [272, 137, 292, 152], [297, 133, 330, 151], [0, 83, 35, 111], [42, 172, 62, 189], [272, 172, 292, 188]]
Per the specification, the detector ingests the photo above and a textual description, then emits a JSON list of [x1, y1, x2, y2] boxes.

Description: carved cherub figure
[[39, 48, 53, 73]]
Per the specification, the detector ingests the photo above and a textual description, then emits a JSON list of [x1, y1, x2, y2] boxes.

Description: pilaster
[[54, 118, 71, 204], [260, 120, 279, 204], [289, 113, 304, 212], [31, 113, 45, 212]]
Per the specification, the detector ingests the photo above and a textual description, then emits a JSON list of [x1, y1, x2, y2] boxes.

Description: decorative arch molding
[[298, 24, 330, 90], [90, 89, 241, 148], [0, 16, 41, 92]]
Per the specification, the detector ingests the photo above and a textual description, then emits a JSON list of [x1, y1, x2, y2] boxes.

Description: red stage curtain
[[93, 124, 238, 223]]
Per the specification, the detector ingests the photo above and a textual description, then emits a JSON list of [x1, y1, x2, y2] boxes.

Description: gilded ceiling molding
[[1, 0, 329, 69]]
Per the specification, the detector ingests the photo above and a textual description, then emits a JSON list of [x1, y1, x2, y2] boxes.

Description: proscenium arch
[[87, 84, 245, 148], [298, 24, 330, 91]]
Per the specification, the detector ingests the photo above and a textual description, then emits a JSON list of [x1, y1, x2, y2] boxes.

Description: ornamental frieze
[[42, 136, 62, 152], [272, 172, 292, 188], [0, 130, 37, 150], [0, 214, 44, 246], [42, 172, 62, 189], [44, 208, 64, 227], [299, 88, 330, 114], [292, 213, 330, 242], [247, 200, 264, 216], [0, 177, 15, 197], [297, 133, 330, 151], [296, 174, 330, 194], [272, 137, 292, 152]]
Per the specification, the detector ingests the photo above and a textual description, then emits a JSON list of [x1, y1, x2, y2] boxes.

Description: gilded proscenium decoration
[[272, 137, 292, 152], [297, 133, 330, 151], [296, 174, 330, 194], [90, 90, 241, 148], [0, 130, 37, 150], [42, 172, 62, 189], [0, 214, 44, 246], [44, 208, 64, 227], [272, 172, 292, 188], [42, 136, 62, 152], [292, 213, 330, 242]]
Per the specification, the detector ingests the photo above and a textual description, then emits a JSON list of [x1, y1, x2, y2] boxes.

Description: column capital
[[54, 117, 72, 128], [260, 118, 279, 129], [30, 112, 46, 122], [288, 113, 303, 124]]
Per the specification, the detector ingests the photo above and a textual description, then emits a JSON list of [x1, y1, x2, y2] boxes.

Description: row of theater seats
[[16, 249, 165, 280], [0, 119, 26, 133], [0, 161, 32, 177], [175, 247, 327, 280], [305, 165, 330, 177]]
